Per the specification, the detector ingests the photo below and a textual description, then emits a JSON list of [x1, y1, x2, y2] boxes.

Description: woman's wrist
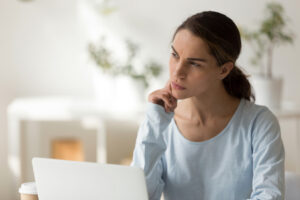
[[146, 102, 174, 124]]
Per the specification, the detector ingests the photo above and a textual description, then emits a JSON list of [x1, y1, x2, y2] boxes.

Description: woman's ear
[[219, 62, 234, 80]]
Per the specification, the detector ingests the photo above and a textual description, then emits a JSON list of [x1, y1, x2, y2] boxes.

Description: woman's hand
[[148, 80, 177, 112]]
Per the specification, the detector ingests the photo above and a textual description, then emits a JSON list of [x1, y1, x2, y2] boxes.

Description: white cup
[[19, 182, 38, 200]]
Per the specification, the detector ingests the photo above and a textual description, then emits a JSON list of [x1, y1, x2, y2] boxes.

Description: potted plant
[[81, 0, 162, 111], [240, 2, 294, 109], [89, 38, 162, 89], [88, 36, 162, 110]]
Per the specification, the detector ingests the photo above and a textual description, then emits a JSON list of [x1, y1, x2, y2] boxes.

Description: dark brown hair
[[172, 11, 255, 101]]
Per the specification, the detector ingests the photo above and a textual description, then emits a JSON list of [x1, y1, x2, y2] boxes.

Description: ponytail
[[223, 66, 255, 101]]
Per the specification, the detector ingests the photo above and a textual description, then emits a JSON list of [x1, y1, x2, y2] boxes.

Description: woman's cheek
[[169, 59, 176, 77], [168, 58, 173, 73]]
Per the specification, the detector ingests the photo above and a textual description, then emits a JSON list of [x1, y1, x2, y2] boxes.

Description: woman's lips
[[172, 82, 186, 90]]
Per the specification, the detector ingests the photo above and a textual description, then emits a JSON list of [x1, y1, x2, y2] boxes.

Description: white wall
[[110, 0, 300, 103], [1, 0, 300, 199], [0, 0, 94, 199]]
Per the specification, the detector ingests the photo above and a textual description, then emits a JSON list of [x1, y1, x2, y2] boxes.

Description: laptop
[[32, 157, 148, 200]]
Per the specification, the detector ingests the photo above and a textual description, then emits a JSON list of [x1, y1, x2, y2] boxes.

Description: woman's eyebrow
[[187, 57, 207, 63], [171, 45, 179, 55], [171, 45, 207, 63]]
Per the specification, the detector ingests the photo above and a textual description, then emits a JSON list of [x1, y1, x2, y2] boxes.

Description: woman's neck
[[176, 88, 240, 125]]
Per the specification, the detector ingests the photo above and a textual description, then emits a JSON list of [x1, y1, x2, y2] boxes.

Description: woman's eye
[[190, 62, 201, 67], [171, 52, 178, 58]]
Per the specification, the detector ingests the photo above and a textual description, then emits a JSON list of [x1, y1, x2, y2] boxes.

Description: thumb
[[164, 79, 172, 93], [165, 80, 177, 102]]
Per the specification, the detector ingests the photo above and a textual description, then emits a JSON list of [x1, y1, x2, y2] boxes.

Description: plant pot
[[250, 75, 283, 110]]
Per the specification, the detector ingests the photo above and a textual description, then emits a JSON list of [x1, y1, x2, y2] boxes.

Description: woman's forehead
[[172, 29, 211, 57]]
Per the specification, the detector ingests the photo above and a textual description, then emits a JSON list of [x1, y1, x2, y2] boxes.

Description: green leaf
[[238, 2, 294, 76]]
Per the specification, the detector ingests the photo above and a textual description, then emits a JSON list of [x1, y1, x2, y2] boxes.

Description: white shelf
[[7, 96, 145, 195]]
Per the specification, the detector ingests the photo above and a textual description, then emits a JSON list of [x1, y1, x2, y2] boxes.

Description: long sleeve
[[131, 102, 174, 200], [248, 108, 285, 200]]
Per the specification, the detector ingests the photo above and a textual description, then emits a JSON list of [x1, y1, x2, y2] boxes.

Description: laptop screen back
[[32, 158, 148, 200]]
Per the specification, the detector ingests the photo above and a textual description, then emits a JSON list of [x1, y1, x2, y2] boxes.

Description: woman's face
[[169, 29, 224, 100]]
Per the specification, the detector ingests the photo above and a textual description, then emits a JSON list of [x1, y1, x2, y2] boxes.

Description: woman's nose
[[173, 61, 186, 79]]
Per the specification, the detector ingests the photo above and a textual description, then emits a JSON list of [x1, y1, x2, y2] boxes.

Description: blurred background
[[1, 0, 300, 199]]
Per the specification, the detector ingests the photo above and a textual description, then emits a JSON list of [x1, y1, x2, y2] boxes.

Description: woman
[[131, 11, 285, 200]]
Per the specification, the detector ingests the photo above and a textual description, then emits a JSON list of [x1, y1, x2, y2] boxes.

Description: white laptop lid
[[32, 158, 148, 200]]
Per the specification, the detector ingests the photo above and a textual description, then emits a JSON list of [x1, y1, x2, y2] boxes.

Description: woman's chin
[[172, 91, 189, 100]]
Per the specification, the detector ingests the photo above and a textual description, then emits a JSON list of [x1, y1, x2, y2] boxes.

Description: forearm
[[131, 102, 174, 199]]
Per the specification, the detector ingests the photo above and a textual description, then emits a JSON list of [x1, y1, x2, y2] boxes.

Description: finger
[[160, 93, 173, 107], [164, 79, 172, 92], [167, 94, 176, 105], [164, 80, 176, 100], [161, 93, 175, 108], [169, 97, 177, 112], [164, 104, 171, 113], [168, 80, 172, 93], [161, 90, 172, 96], [168, 94, 178, 109], [163, 97, 177, 113], [161, 90, 174, 100], [171, 100, 177, 111]]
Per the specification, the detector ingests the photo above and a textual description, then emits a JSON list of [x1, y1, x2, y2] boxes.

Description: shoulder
[[240, 99, 281, 141], [241, 99, 278, 125]]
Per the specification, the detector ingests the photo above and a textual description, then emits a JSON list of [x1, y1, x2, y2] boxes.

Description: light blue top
[[131, 98, 285, 200]]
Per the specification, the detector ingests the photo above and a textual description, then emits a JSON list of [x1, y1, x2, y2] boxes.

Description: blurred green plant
[[88, 37, 162, 89], [239, 2, 295, 78], [93, 0, 118, 16]]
